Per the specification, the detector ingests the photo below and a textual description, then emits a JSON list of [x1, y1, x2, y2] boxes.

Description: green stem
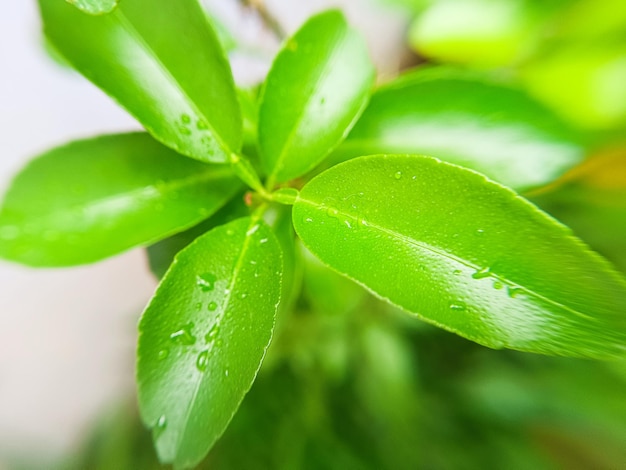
[[229, 153, 272, 199]]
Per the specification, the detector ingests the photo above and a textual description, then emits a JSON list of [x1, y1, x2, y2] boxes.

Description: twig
[[237, 0, 286, 41]]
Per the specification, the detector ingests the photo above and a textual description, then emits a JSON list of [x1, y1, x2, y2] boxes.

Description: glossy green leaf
[[146, 195, 248, 279], [39, 0, 242, 163], [137, 216, 283, 468], [0, 133, 240, 266], [66, 0, 118, 15], [258, 9, 375, 184], [293, 154, 626, 358], [335, 68, 587, 191]]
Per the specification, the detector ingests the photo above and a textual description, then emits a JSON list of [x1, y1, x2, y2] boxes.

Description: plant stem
[[229, 153, 272, 200], [237, 0, 286, 41]]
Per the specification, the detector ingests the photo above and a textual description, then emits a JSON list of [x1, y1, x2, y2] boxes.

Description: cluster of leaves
[[2, 0, 626, 468]]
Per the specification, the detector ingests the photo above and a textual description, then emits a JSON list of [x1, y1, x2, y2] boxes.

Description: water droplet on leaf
[[472, 267, 491, 280], [205, 323, 219, 342], [197, 273, 217, 291], [394, 171, 402, 180], [449, 302, 467, 311], [196, 350, 209, 372], [170, 322, 196, 345], [157, 349, 169, 361], [208, 301, 218, 311], [326, 207, 339, 218], [154, 415, 167, 438]]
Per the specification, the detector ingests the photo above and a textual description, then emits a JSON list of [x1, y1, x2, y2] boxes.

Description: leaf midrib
[[296, 195, 596, 322], [113, 8, 233, 159], [175, 216, 267, 463]]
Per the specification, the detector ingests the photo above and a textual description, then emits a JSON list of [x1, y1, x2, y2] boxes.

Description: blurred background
[[1, 0, 626, 468]]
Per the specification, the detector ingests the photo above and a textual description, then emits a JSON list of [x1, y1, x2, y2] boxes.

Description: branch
[[237, 0, 286, 41]]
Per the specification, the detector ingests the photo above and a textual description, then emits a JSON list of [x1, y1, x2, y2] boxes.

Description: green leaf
[[39, 0, 242, 163], [0, 133, 240, 266], [137, 216, 282, 468], [146, 194, 248, 279], [292, 154, 626, 359], [66, 0, 118, 15], [258, 9, 375, 184], [335, 68, 587, 191]]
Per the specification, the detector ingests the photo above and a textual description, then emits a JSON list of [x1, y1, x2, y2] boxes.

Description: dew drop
[[181, 114, 191, 124], [170, 322, 196, 345], [240, 293, 248, 299], [305, 217, 313, 223], [205, 323, 219, 342], [471, 267, 491, 280], [449, 302, 467, 312], [344, 219, 352, 229], [196, 350, 209, 372], [157, 349, 170, 361], [197, 120, 208, 130], [259, 238, 268, 244], [326, 207, 339, 218], [153, 415, 167, 438], [493, 281, 504, 290], [507, 286, 524, 298], [195, 302, 202, 311], [208, 301, 218, 311], [246, 224, 259, 236], [197, 273, 217, 291], [154, 415, 167, 435], [453, 269, 462, 276], [180, 126, 192, 136], [394, 171, 403, 180], [250, 260, 257, 265], [224, 369, 229, 377], [476, 229, 485, 235]]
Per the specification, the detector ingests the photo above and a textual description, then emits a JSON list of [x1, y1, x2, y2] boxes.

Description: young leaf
[[137, 216, 282, 468], [334, 68, 587, 191], [292, 154, 626, 359], [67, 0, 118, 15], [0, 133, 240, 266], [258, 9, 375, 185], [39, 0, 242, 163]]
